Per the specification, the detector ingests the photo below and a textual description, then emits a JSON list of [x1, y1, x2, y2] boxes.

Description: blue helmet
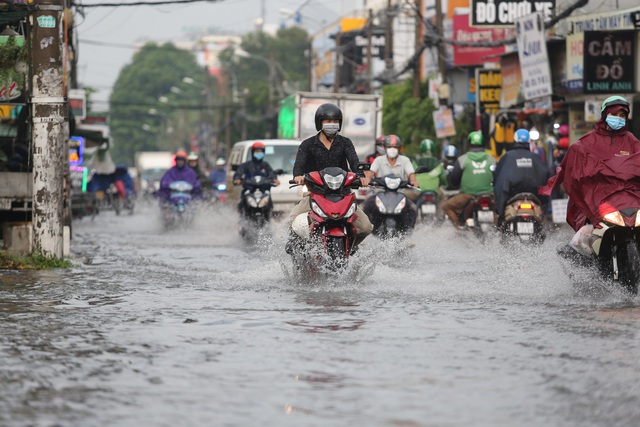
[[514, 128, 530, 143], [443, 145, 458, 159]]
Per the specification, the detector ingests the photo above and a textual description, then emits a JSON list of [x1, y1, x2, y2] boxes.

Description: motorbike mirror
[[231, 164, 239, 172]]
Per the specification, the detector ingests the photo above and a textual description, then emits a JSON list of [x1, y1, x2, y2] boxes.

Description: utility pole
[[366, 8, 373, 94], [413, 0, 423, 98], [435, 0, 448, 105], [31, 0, 67, 259], [384, 0, 394, 75], [333, 32, 341, 93]]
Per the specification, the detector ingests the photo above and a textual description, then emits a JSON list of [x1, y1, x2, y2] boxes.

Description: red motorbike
[[287, 167, 362, 271]]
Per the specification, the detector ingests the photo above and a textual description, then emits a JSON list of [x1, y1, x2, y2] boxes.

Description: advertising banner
[[433, 108, 457, 138], [453, 14, 513, 66], [470, 0, 555, 27], [515, 12, 552, 100], [475, 68, 502, 115], [566, 7, 638, 34], [564, 33, 583, 91], [500, 54, 522, 107], [583, 30, 636, 94]]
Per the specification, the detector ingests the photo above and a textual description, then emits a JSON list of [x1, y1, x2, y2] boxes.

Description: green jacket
[[415, 163, 447, 192]]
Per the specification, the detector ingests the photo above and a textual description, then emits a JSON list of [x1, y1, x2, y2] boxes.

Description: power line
[[77, 0, 224, 8]]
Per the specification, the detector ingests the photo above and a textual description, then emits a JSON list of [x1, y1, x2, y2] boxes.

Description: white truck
[[277, 92, 383, 158], [134, 151, 174, 199]]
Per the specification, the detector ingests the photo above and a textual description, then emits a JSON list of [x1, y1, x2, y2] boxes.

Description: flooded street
[[2, 204, 640, 427]]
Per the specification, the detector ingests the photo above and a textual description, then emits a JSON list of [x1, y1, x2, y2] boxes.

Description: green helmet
[[420, 139, 435, 154], [468, 131, 483, 146], [600, 95, 630, 117]]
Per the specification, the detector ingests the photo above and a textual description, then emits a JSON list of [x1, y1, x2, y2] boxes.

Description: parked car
[[226, 139, 302, 214]]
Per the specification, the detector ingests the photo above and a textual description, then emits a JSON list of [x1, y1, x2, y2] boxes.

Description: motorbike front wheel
[[325, 236, 348, 270], [616, 240, 640, 294]]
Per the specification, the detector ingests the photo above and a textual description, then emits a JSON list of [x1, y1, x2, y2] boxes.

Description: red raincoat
[[539, 119, 640, 231]]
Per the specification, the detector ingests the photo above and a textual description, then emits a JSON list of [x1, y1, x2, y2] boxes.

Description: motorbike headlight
[[384, 176, 401, 190], [247, 197, 259, 208], [636, 210, 640, 227], [603, 211, 624, 227], [375, 195, 386, 213], [217, 184, 227, 191], [344, 202, 357, 218], [324, 174, 344, 190], [258, 197, 270, 208], [393, 198, 406, 214], [311, 200, 328, 218]]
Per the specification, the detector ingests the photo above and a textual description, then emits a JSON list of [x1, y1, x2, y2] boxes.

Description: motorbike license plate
[[517, 222, 534, 234], [421, 204, 436, 214], [477, 210, 494, 223]]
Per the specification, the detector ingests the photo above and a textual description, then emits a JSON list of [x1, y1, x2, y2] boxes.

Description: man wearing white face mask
[[363, 134, 419, 227], [288, 103, 373, 246]]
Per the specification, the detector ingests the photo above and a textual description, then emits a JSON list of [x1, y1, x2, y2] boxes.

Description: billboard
[[583, 30, 636, 94], [470, 0, 555, 27]]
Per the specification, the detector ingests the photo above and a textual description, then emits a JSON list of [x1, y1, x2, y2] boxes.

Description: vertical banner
[[583, 30, 636, 94], [433, 108, 457, 138], [500, 54, 522, 108], [515, 12, 552, 100], [475, 68, 502, 116]]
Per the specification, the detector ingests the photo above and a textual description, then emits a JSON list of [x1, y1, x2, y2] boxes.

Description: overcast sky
[[76, 0, 363, 109]]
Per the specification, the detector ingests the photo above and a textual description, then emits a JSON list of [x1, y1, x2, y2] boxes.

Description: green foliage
[[109, 43, 208, 164], [381, 77, 475, 158], [220, 27, 311, 141], [0, 251, 73, 270], [0, 35, 27, 84]]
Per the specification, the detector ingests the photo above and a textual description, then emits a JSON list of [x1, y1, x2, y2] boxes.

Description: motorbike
[[367, 174, 417, 238], [211, 182, 227, 203], [500, 192, 545, 244], [461, 193, 496, 241], [287, 167, 362, 272], [162, 181, 195, 230], [416, 190, 438, 224], [237, 176, 276, 242], [589, 206, 640, 294]]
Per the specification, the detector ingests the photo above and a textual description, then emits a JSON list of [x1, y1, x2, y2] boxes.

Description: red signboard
[[453, 14, 513, 66]]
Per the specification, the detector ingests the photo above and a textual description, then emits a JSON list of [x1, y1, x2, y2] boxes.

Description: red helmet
[[375, 135, 386, 146], [174, 151, 187, 160], [251, 141, 266, 152], [383, 134, 402, 148]]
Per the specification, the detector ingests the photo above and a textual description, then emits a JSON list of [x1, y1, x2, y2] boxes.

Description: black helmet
[[383, 134, 402, 148], [314, 103, 343, 131]]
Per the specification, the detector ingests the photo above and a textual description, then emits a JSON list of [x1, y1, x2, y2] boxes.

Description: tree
[[109, 43, 208, 164], [219, 27, 311, 141], [381, 78, 474, 158]]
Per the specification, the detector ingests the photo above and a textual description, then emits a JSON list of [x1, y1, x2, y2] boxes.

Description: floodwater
[[1, 203, 639, 427]]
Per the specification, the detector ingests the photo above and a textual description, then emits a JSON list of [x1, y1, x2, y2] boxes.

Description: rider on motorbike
[[365, 135, 387, 165], [289, 103, 373, 247], [233, 141, 280, 214], [363, 135, 419, 229], [158, 151, 202, 204], [187, 152, 213, 192], [493, 128, 550, 225], [442, 131, 496, 230], [414, 139, 441, 171], [539, 96, 640, 260]]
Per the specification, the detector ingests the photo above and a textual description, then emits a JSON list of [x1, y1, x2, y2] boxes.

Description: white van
[[226, 139, 302, 214]]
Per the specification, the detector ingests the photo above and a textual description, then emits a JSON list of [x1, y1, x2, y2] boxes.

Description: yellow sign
[[340, 18, 366, 33]]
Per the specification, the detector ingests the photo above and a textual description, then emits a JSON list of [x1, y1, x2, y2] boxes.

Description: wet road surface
[[1, 204, 639, 427]]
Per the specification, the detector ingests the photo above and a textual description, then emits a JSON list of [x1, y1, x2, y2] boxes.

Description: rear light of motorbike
[[479, 197, 492, 208], [519, 203, 533, 210], [422, 194, 435, 202]]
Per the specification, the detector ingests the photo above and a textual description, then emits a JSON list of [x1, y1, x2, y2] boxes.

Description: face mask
[[322, 123, 340, 137], [253, 152, 265, 161], [606, 115, 626, 131], [386, 148, 399, 159], [176, 160, 186, 169], [376, 146, 386, 155]]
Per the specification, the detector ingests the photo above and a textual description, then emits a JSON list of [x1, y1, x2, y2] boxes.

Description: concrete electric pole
[[30, 0, 67, 259]]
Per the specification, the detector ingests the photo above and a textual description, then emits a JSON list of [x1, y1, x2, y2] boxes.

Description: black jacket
[[233, 159, 277, 183], [493, 143, 550, 216], [293, 133, 360, 176]]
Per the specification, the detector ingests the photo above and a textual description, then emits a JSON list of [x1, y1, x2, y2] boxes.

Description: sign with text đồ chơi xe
[[583, 30, 636, 94], [470, 0, 555, 27]]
